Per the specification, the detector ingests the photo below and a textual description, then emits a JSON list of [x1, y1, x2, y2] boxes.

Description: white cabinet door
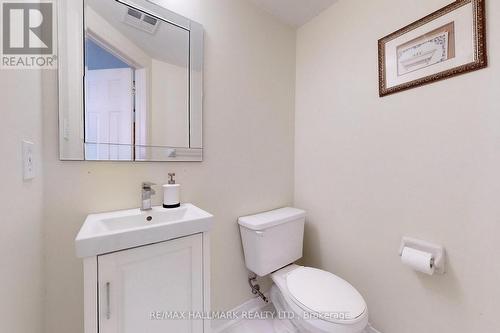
[[98, 234, 203, 333]]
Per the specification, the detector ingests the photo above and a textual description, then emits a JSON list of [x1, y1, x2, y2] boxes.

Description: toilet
[[238, 207, 368, 333]]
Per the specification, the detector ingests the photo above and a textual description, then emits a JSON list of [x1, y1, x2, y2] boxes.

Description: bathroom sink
[[75, 204, 213, 257]]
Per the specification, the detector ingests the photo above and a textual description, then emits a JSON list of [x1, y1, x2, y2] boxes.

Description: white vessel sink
[[75, 203, 213, 258]]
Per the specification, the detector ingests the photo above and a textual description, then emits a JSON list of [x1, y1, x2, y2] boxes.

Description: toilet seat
[[286, 267, 366, 324], [271, 265, 368, 333]]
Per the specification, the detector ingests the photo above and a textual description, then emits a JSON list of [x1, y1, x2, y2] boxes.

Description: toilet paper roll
[[401, 247, 435, 275]]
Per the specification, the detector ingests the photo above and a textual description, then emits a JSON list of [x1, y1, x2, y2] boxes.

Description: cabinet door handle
[[105, 282, 111, 320]]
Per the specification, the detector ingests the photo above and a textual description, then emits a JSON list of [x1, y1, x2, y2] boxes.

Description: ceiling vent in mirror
[[123, 8, 160, 34]]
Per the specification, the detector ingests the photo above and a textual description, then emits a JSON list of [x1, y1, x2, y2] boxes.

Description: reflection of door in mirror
[[85, 39, 134, 160], [83, 0, 190, 161]]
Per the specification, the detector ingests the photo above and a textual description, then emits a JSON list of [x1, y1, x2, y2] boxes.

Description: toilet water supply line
[[248, 273, 269, 303]]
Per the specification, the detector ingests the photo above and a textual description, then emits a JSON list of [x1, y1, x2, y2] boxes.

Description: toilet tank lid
[[238, 207, 306, 231]]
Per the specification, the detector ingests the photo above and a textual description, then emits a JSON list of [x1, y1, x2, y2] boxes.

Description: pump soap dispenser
[[163, 173, 181, 208]]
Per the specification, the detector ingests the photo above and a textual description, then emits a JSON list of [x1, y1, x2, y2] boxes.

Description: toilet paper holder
[[399, 237, 446, 274]]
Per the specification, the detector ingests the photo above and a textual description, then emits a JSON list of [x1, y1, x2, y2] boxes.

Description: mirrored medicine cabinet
[[58, 0, 204, 161]]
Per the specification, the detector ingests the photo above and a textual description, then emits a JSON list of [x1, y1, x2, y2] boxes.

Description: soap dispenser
[[163, 173, 181, 208]]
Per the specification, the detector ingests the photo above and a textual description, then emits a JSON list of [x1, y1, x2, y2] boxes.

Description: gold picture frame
[[378, 0, 487, 97]]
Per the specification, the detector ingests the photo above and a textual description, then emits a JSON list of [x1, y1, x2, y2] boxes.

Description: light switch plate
[[22, 140, 35, 180]]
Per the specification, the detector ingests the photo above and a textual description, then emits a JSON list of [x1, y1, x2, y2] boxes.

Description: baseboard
[[211, 294, 270, 333], [366, 323, 382, 333]]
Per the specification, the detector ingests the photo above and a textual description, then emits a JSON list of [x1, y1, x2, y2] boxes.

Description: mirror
[[58, 0, 203, 161]]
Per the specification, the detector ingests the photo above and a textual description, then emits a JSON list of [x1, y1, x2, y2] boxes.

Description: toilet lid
[[286, 267, 366, 323]]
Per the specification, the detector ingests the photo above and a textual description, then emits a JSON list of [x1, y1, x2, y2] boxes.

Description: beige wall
[[151, 59, 189, 148], [0, 72, 44, 332], [295, 0, 500, 332], [42, 0, 295, 332]]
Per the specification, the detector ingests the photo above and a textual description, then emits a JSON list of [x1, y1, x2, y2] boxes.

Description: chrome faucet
[[141, 182, 156, 211]]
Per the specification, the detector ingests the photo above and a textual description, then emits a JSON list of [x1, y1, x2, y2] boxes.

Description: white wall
[[295, 0, 500, 332], [0, 72, 44, 332], [42, 0, 295, 332]]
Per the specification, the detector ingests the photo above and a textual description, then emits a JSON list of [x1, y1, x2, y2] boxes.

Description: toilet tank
[[238, 207, 306, 276]]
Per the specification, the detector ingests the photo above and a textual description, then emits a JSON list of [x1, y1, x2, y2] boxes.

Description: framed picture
[[378, 0, 487, 97]]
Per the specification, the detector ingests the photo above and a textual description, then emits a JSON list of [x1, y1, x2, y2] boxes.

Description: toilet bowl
[[238, 207, 369, 333], [270, 265, 368, 333]]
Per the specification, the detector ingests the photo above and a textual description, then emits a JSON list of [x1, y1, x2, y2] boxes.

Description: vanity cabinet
[[83, 233, 210, 333]]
